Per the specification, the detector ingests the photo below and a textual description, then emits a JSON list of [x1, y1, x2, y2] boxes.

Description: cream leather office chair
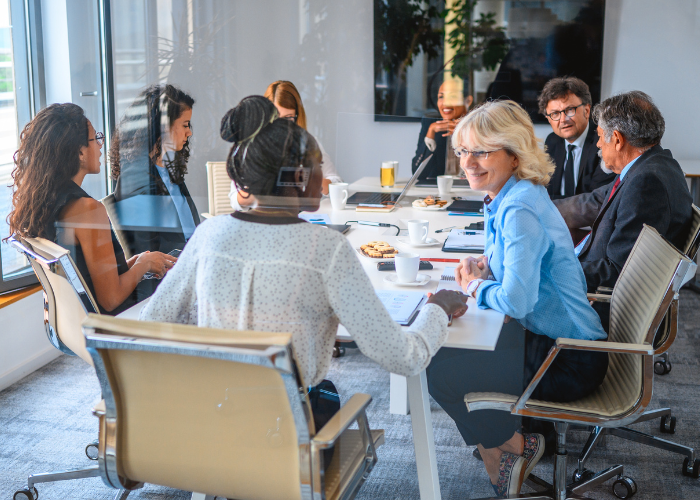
[[201, 161, 234, 218], [101, 193, 134, 260], [464, 225, 696, 499], [82, 314, 384, 500], [9, 236, 130, 500]]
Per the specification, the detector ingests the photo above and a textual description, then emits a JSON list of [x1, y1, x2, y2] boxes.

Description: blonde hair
[[452, 100, 555, 186], [264, 81, 308, 130]]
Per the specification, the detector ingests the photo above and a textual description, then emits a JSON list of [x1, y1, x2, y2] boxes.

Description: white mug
[[407, 219, 429, 245], [395, 252, 420, 283], [437, 175, 454, 197], [329, 182, 349, 210]]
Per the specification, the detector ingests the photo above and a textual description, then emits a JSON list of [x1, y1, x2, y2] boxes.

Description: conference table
[[306, 177, 505, 500], [118, 177, 504, 500]]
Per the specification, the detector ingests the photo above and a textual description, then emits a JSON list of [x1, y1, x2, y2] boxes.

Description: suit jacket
[[114, 158, 200, 256], [545, 122, 615, 200], [554, 145, 693, 293], [412, 117, 448, 181]]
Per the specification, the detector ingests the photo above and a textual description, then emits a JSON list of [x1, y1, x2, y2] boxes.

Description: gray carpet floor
[[2, 290, 699, 499]]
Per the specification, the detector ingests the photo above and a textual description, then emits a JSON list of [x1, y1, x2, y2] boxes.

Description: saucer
[[383, 273, 431, 286], [396, 236, 441, 248]]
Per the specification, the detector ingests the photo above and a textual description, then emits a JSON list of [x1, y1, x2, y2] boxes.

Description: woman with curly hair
[[111, 84, 199, 255], [7, 103, 176, 314]]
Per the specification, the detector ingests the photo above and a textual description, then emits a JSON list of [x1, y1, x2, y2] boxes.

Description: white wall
[[602, 0, 700, 162], [0, 292, 60, 392]]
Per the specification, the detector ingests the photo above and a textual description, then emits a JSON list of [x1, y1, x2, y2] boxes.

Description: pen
[[420, 258, 461, 263], [435, 226, 456, 233]]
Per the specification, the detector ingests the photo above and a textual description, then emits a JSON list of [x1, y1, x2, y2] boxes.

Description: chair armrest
[[312, 393, 372, 449], [556, 338, 654, 355], [92, 399, 106, 417], [587, 293, 611, 303], [596, 286, 613, 294]]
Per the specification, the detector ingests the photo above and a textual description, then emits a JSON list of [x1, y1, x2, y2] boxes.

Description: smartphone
[[377, 261, 433, 272]]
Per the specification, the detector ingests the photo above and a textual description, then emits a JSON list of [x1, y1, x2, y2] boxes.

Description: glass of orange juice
[[381, 161, 397, 187]]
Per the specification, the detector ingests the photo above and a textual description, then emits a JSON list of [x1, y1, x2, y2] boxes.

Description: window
[[0, 0, 35, 293]]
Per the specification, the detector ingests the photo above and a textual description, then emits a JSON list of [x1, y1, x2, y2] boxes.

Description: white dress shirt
[[559, 122, 589, 197], [229, 140, 341, 211], [140, 213, 449, 387]]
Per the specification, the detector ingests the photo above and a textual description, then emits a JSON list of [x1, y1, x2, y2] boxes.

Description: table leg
[[407, 370, 441, 500], [390, 373, 410, 415], [686, 178, 700, 293]]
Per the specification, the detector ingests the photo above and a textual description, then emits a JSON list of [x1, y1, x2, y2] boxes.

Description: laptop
[[346, 154, 433, 206], [415, 177, 470, 188]]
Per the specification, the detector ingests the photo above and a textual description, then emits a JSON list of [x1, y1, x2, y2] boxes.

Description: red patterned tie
[[577, 177, 621, 248]]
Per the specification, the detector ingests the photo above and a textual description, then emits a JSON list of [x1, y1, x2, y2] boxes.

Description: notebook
[[376, 290, 426, 326], [447, 199, 484, 216], [442, 229, 485, 253]]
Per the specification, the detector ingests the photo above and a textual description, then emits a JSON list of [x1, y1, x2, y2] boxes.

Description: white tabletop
[[308, 178, 505, 351]]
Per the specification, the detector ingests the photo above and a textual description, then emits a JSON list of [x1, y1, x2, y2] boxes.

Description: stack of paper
[[376, 290, 426, 325]]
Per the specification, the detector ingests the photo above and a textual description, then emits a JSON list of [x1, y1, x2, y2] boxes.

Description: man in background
[[539, 77, 615, 200]]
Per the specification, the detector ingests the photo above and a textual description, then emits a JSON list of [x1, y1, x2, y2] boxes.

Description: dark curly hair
[[220, 95, 321, 198], [110, 84, 195, 187], [7, 103, 89, 239]]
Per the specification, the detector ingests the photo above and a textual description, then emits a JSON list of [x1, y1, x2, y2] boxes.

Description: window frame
[[0, 0, 41, 293]]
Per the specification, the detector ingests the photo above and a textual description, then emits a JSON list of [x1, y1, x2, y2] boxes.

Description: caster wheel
[[573, 468, 595, 483], [85, 441, 99, 460], [332, 346, 345, 358], [660, 415, 676, 434], [612, 476, 637, 499], [654, 359, 672, 375], [13, 487, 38, 500], [682, 457, 700, 478]]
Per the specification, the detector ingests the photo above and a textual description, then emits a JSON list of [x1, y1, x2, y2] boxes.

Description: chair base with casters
[[13, 468, 132, 500]]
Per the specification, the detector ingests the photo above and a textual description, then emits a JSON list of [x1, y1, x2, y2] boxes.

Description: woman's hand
[[135, 251, 177, 279], [455, 255, 490, 291], [427, 119, 459, 139], [322, 178, 332, 195], [426, 290, 469, 318]]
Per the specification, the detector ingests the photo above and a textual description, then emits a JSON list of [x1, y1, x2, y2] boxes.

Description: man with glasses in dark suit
[[539, 77, 615, 200]]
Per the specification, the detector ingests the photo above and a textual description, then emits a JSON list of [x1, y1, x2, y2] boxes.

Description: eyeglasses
[[453, 147, 502, 160], [544, 103, 584, 121], [282, 115, 297, 123], [89, 132, 105, 147]]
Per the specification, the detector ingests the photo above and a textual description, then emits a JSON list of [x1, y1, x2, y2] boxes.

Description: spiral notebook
[[437, 267, 462, 292]]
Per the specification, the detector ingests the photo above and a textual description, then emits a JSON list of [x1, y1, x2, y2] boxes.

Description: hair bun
[[220, 96, 278, 144]]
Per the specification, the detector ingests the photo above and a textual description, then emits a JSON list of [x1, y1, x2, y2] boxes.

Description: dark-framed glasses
[[282, 115, 298, 123], [545, 103, 584, 121], [89, 132, 105, 147], [453, 147, 502, 160]]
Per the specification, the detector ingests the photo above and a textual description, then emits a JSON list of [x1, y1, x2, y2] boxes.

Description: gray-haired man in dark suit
[[554, 91, 693, 304]]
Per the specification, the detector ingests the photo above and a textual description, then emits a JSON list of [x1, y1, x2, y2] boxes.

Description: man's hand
[[455, 255, 490, 290]]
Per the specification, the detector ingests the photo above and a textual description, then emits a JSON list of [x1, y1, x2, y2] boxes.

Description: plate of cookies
[[412, 195, 452, 211], [358, 241, 399, 259]]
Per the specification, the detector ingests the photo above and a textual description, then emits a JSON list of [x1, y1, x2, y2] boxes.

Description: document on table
[[376, 290, 426, 325], [436, 267, 462, 292], [442, 229, 485, 253]]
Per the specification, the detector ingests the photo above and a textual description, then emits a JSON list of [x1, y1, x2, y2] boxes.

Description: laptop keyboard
[[361, 192, 396, 204]]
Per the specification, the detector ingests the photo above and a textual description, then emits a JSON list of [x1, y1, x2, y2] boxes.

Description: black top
[[411, 117, 449, 182], [48, 181, 137, 315], [545, 121, 616, 200]]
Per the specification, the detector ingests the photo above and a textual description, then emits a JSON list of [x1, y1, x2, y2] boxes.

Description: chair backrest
[[82, 314, 314, 500], [205, 161, 234, 217], [683, 204, 700, 259], [604, 225, 692, 416], [9, 235, 99, 365], [101, 193, 133, 260]]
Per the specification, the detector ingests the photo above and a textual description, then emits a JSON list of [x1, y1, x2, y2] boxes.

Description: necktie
[[577, 176, 621, 248], [564, 144, 576, 197], [607, 176, 621, 202]]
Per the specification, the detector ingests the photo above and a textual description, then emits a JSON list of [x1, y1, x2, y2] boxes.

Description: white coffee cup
[[329, 182, 349, 210], [395, 252, 420, 283], [407, 219, 429, 245], [437, 175, 454, 197]]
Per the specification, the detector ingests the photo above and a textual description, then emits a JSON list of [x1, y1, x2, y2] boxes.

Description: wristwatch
[[466, 278, 485, 298]]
